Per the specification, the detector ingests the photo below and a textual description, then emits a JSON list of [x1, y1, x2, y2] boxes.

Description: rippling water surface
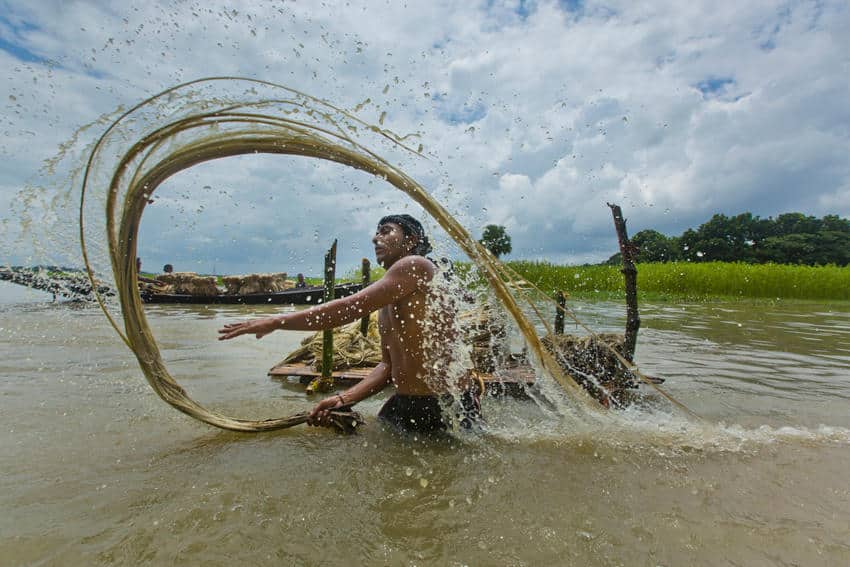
[[2, 282, 849, 565]]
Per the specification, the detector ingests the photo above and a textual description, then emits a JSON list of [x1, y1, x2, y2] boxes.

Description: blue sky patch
[[506, 0, 584, 20], [435, 96, 487, 124], [0, 16, 46, 64], [0, 36, 45, 63], [515, 0, 533, 19], [558, 0, 584, 12], [695, 77, 735, 98]]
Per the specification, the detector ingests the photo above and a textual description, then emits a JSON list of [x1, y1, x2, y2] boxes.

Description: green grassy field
[[507, 260, 850, 301], [142, 261, 848, 301]]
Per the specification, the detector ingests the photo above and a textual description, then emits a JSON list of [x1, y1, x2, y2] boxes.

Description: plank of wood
[[268, 362, 535, 385], [268, 364, 373, 381]]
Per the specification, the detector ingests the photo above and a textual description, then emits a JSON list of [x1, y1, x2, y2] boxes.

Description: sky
[[1, 0, 848, 277]]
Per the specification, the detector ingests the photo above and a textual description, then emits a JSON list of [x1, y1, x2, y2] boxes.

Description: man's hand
[[217, 317, 280, 340], [307, 395, 345, 427]]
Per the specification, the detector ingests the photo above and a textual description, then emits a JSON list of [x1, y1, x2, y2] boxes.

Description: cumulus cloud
[[1, 0, 848, 275]]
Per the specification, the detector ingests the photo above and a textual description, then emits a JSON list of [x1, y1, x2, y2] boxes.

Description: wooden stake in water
[[308, 239, 338, 394], [555, 290, 566, 335], [360, 258, 371, 337], [321, 240, 337, 381], [607, 203, 640, 361]]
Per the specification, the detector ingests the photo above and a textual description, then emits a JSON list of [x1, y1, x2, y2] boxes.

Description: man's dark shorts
[[378, 390, 482, 434]]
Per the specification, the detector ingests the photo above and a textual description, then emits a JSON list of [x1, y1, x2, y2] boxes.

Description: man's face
[[372, 222, 415, 267]]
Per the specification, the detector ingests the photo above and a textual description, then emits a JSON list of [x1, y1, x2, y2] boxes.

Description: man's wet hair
[[378, 214, 433, 256]]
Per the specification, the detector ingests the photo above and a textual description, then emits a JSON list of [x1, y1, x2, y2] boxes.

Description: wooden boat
[[140, 282, 363, 305]]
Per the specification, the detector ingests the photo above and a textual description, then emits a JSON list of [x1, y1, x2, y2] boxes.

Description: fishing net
[[282, 312, 382, 372], [80, 77, 690, 432]]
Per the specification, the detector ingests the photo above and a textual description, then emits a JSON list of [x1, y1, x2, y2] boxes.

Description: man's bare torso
[[378, 261, 460, 395]]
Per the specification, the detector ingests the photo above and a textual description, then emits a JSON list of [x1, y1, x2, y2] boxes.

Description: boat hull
[[140, 283, 362, 305]]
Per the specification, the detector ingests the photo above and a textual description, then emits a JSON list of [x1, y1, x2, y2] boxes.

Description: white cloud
[[1, 0, 848, 274]]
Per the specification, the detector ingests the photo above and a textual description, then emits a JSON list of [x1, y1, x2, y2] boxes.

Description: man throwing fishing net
[[218, 214, 481, 433]]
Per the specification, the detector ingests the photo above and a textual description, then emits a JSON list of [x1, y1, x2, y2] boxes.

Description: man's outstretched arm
[[217, 256, 434, 340]]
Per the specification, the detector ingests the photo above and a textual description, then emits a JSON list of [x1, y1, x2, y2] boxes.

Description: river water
[[2, 282, 849, 566]]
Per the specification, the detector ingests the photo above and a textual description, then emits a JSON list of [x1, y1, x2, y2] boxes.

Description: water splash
[[78, 77, 607, 432], [482, 398, 850, 453]]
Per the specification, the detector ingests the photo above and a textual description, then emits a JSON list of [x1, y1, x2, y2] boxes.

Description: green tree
[[479, 224, 512, 258], [631, 229, 680, 262], [816, 231, 850, 265], [680, 212, 764, 262], [774, 213, 821, 236], [820, 214, 850, 233], [604, 252, 622, 266], [758, 233, 819, 264], [605, 211, 849, 267]]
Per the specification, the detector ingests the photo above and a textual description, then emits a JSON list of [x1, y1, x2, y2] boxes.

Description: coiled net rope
[[80, 77, 692, 432]]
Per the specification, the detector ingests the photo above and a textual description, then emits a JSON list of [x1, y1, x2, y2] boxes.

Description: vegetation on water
[[606, 212, 850, 266], [15, 261, 848, 302], [509, 260, 850, 301], [349, 258, 849, 301]]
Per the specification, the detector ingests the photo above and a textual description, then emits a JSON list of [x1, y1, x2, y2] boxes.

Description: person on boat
[[136, 257, 160, 285], [218, 214, 480, 433], [295, 273, 307, 289]]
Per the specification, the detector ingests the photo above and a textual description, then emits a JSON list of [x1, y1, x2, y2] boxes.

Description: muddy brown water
[[2, 282, 849, 565]]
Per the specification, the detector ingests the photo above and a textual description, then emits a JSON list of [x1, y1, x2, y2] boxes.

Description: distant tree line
[[606, 212, 850, 266]]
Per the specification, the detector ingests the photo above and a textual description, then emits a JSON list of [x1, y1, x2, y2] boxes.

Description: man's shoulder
[[385, 255, 435, 289], [387, 255, 435, 274]]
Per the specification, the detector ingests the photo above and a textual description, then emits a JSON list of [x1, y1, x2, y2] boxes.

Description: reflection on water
[[1, 295, 849, 565]]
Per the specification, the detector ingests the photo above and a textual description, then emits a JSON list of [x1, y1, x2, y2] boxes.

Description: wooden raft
[[268, 362, 535, 397]]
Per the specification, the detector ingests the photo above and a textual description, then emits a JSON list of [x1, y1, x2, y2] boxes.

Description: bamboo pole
[[359, 258, 371, 336], [308, 239, 337, 394], [321, 239, 337, 377]]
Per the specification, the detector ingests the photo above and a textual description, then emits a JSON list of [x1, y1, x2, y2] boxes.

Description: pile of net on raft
[[278, 305, 640, 405], [281, 312, 384, 372], [139, 272, 295, 296]]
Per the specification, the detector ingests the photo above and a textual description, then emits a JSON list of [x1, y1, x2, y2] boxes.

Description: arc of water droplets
[[78, 77, 652, 432]]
